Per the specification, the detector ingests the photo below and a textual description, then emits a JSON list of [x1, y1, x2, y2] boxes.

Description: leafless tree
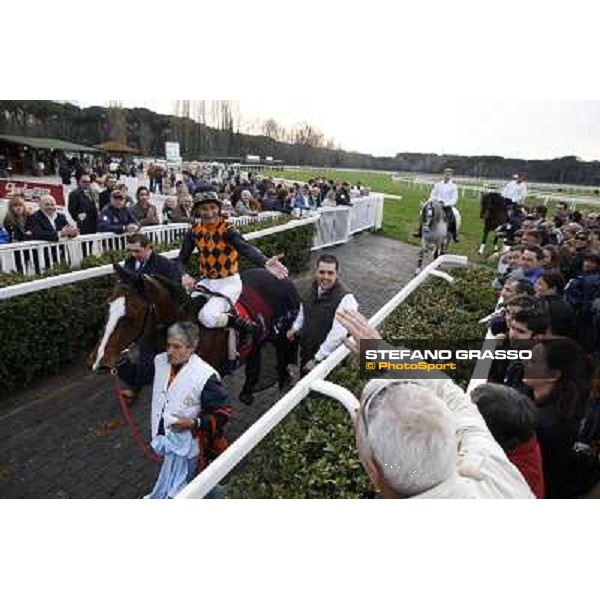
[[107, 100, 127, 143]]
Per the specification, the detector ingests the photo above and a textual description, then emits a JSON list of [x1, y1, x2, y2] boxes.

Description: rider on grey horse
[[414, 168, 459, 243]]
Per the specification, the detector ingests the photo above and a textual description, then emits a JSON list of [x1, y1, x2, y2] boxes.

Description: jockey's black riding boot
[[413, 223, 422, 238], [227, 312, 258, 346]]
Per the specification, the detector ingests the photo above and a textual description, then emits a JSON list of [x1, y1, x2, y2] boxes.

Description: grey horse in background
[[415, 199, 461, 273]]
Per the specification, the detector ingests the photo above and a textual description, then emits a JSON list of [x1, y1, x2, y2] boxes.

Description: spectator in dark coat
[[58, 161, 72, 185], [335, 182, 352, 206], [26, 195, 78, 242], [68, 174, 98, 234], [98, 175, 117, 211], [534, 269, 576, 338], [565, 253, 600, 352], [523, 339, 595, 498], [130, 186, 159, 226], [98, 190, 139, 234]]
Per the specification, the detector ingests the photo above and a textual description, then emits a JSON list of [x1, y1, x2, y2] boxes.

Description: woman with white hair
[[145, 322, 233, 499], [337, 309, 536, 499]]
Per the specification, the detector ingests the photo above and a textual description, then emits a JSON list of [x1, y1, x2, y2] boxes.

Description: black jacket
[[3, 217, 31, 242], [26, 210, 69, 242], [68, 188, 98, 234], [124, 251, 182, 282], [98, 189, 113, 211]]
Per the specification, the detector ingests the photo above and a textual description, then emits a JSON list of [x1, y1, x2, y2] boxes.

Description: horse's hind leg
[[479, 228, 488, 255], [240, 348, 261, 405], [275, 337, 294, 392]]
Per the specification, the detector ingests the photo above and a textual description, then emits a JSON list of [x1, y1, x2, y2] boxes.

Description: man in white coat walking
[[145, 322, 233, 499]]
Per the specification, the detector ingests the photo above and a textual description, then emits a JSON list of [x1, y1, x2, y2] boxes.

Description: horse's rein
[[109, 369, 160, 463]]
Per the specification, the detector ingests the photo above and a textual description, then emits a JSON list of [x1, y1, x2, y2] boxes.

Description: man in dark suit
[[98, 174, 117, 211], [26, 195, 79, 242], [119, 233, 182, 401], [68, 174, 98, 234], [123, 232, 181, 281], [26, 195, 79, 271]]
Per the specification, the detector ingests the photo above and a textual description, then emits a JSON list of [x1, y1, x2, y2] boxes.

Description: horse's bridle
[[112, 297, 156, 369]]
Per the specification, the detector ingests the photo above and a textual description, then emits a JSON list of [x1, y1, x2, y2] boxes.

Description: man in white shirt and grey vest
[[287, 254, 358, 374], [414, 168, 459, 243]]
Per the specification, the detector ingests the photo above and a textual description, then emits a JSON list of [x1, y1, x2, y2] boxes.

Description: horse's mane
[[152, 274, 196, 314]]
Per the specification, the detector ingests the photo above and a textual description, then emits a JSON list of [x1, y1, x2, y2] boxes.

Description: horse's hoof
[[478, 244, 486, 255], [239, 391, 254, 406], [278, 373, 293, 394]]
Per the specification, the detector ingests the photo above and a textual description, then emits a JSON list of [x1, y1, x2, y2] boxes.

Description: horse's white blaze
[[93, 296, 126, 371]]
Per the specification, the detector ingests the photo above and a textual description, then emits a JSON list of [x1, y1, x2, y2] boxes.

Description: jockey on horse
[[178, 191, 289, 345], [414, 168, 460, 243]]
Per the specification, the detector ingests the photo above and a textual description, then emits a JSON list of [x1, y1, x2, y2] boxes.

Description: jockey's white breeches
[[192, 274, 242, 328]]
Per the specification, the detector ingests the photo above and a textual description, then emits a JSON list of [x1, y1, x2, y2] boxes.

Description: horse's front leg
[[415, 241, 425, 274], [240, 346, 261, 405]]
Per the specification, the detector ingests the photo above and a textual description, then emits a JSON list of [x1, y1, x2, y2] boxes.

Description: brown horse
[[479, 192, 509, 255], [88, 265, 300, 404]]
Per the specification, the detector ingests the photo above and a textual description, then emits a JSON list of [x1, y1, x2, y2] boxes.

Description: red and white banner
[[0, 179, 66, 205]]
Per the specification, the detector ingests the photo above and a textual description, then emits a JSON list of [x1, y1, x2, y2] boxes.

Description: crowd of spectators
[[1, 162, 373, 245], [480, 200, 600, 497]]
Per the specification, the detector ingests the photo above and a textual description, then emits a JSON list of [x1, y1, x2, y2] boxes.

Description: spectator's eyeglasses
[[359, 380, 423, 439]]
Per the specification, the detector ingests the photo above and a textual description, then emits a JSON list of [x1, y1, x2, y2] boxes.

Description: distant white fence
[[312, 194, 384, 250]]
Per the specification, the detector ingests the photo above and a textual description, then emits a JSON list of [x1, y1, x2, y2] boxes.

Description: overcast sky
[[76, 99, 600, 162]]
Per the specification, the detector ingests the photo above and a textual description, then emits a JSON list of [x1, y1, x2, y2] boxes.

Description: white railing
[[312, 194, 384, 250], [0, 223, 191, 275], [176, 253, 468, 499], [0, 216, 320, 300], [0, 213, 287, 275]]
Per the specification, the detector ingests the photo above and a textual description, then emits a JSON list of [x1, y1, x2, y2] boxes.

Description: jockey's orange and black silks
[[192, 218, 239, 279]]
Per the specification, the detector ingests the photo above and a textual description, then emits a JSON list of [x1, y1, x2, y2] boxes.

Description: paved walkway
[[0, 233, 419, 498]]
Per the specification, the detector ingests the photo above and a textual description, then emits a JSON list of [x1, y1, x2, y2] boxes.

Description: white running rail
[[0, 216, 319, 300]]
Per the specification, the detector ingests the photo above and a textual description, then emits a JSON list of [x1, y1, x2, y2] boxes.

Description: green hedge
[[224, 265, 498, 499], [0, 218, 315, 399]]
